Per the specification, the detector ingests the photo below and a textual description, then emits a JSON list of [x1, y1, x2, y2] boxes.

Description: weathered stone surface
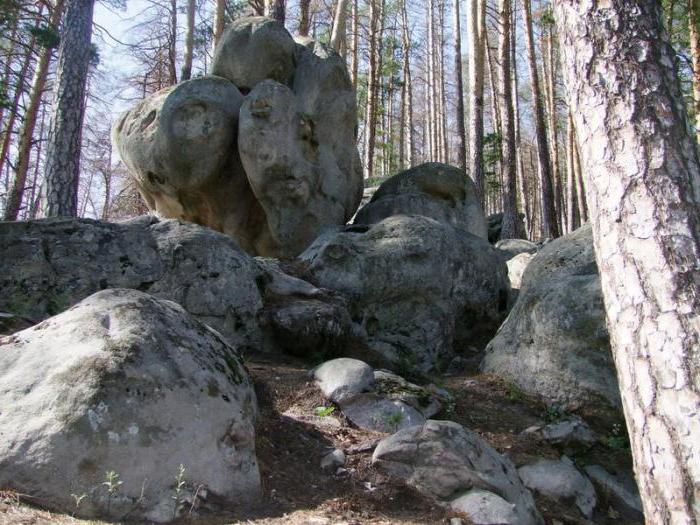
[[506, 252, 534, 291], [300, 215, 509, 372], [313, 358, 375, 404], [518, 457, 596, 518], [481, 224, 621, 415], [0, 289, 259, 522], [0, 217, 263, 350], [114, 17, 362, 258], [495, 238, 538, 260], [450, 489, 521, 525], [372, 420, 543, 524], [540, 417, 596, 451], [354, 163, 487, 239], [212, 17, 296, 91], [584, 465, 643, 521], [374, 370, 450, 418], [340, 393, 425, 433]]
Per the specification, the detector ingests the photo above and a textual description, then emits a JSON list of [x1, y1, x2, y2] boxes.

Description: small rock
[[541, 416, 596, 451], [321, 449, 346, 473], [340, 393, 425, 433], [451, 489, 521, 525], [449, 518, 464, 525], [518, 457, 596, 518], [584, 465, 643, 521], [313, 358, 375, 404]]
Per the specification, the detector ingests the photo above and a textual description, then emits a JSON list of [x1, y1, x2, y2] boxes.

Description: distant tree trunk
[[485, 36, 501, 137], [689, 0, 700, 144], [363, 0, 382, 178], [427, 0, 437, 160], [512, 2, 530, 236], [555, 0, 700, 521], [437, 2, 448, 162], [543, 21, 563, 230], [565, 110, 577, 232], [213, 0, 226, 47], [350, 0, 359, 85], [574, 139, 587, 223], [4, 0, 65, 221], [265, 0, 285, 24], [400, 0, 414, 168], [497, 0, 518, 239], [467, 0, 486, 204], [522, 0, 559, 238], [453, 0, 466, 171], [27, 104, 48, 220], [330, 0, 350, 56], [41, 0, 95, 217], [181, 0, 195, 81], [0, 24, 19, 134], [168, 0, 178, 85], [299, 0, 311, 36]]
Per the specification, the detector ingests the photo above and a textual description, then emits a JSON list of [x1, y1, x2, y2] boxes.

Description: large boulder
[[372, 420, 543, 525], [113, 17, 362, 258], [354, 163, 487, 239], [299, 215, 509, 372], [481, 224, 621, 417], [0, 289, 259, 521], [0, 217, 263, 350]]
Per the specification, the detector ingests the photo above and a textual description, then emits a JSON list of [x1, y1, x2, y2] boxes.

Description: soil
[[0, 351, 639, 525]]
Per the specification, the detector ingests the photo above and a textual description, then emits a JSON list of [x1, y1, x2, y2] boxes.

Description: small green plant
[[505, 382, 525, 402], [382, 412, 404, 432], [602, 422, 630, 451], [314, 406, 336, 417], [542, 405, 565, 423], [102, 470, 123, 513], [172, 464, 187, 519]]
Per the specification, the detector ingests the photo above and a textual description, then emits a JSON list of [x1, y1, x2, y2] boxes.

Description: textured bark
[[350, 0, 358, 85], [554, 1, 700, 522], [543, 23, 563, 229], [363, 0, 382, 178], [522, 0, 559, 238], [168, 0, 177, 85], [41, 0, 95, 217], [4, 0, 65, 221], [689, 0, 700, 144], [574, 141, 587, 223], [298, 0, 311, 36], [180, 0, 195, 81], [213, 0, 226, 47], [265, 0, 285, 24], [485, 35, 501, 137], [497, 0, 518, 239], [437, 2, 448, 162], [453, 0, 466, 171], [467, 0, 486, 203], [512, 3, 530, 236], [330, 0, 350, 56], [427, 0, 437, 160], [565, 110, 577, 232], [399, 0, 413, 168]]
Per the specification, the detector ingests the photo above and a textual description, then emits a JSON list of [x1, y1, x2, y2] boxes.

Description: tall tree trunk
[[4, 0, 65, 221], [689, 0, 700, 144], [438, 1, 448, 162], [0, 24, 19, 134], [400, 0, 414, 168], [522, 0, 559, 238], [497, 0, 518, 239], [181, 0, 195, 81], [574, 140, 587, 223], [467, 0, 486, 204], [453, 0, 466, 171], [427, 0, 436, 160], [543, 21, 563, 230], [330, 0, 350, 56], [565, 110, 577, 232], [299, 0, 312, 36], [555, 1, 700, 522], [512, 2, 530, 236], [265, 0, 286, 24], [485, 35, 501, 137], [27, 103, 48, 220], [213, 0, 226, 47], [350, 0, 359, 85], [168, 0, 178, 85], [363, 0, 382, 178], [41, 0, 95, 217]]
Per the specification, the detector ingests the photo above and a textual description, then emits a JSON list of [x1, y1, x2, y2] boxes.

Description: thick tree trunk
[[467, 0, 486, 204], [4, 0, 65, 221], [688, 0, 700, 144], [554, 1, 700, 522], [330, 0, 350, 56], [181, 0, 195, 81], [497, 0, 518, 239], [522, 0, 559, 239], [41, 0, 95, 217], [453, 0, 466, 171], [299, 0, 312, 36], [214, 0, 226, 47]]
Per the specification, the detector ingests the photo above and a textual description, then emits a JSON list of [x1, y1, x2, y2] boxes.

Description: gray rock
[[354, 162, 487, 239], [114, 18, 362, 258], [372, 420, 543, 524], [0, 289, 259, 522], [518, 457, 596, 518], [495, 238, 538, 260], [340, 393, 425, 433], [481, 224, 621, 416], [300, 215, 509, 372], [320, 449, 346, 472], [0, 217, 264, 350], [541, 416, 596, 451], [584, 465, 643, 521], [212, 17, 296, 91], [450, 489, 521, 525], [506, 252, 534, 291], [373, 370, 450, 418], [313, 358, 375, 403]]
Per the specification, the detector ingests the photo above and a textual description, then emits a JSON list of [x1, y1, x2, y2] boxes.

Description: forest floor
[[0, 352, 639, 525]]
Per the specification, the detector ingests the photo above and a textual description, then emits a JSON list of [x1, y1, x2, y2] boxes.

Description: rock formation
[[113, 17, 363, 258], [0, 289, 259, 522]]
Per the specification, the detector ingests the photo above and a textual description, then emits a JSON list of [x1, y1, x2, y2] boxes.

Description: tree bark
[[265, 0, 285, 24], [299, 0, 311, 36], [543, 21, 563, 230], [453, 0, 466, 170], [565, 109, 577, 232], [467, 0, 486, 204], [4, 0, 65, 221], [363, 0, 383, 178], [522, 0, 559, 238], [330, 0, 350, 56], [41, 0, 95, 217], [181, 0, 195, 81], [213, 0, 226, 47], [168, 0, 178, 85], [688, 0, 700, 144], [512, 2, 530, 236], [554, 1, 700, 522], [400, 0, 414, 168], [350, 0, 358, 86]]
